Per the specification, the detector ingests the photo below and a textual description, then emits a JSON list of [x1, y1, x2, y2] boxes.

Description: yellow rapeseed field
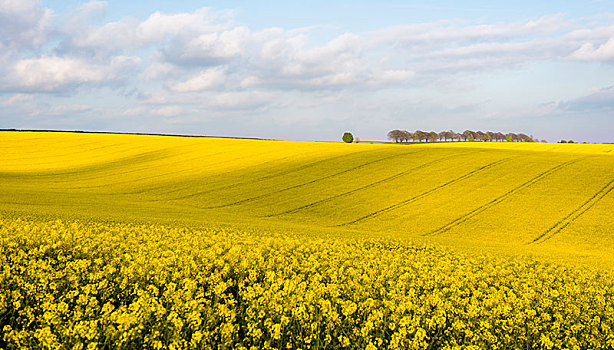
[[2, 217, 614, 349], [2, 131, 614, 349]]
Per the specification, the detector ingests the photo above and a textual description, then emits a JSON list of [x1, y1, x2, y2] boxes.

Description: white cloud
[[67, 0, 107, 26], [136, 8, 227, 43], [559, 86, 614, 111], [0, 0, 39, 13], [174, 26, 249, 61], [244, 32, 384, 89], [369, 14, 569, 47], [136, 89, 275, 112], [239, 76, 260, 88], [119, 106, 148, 116], [69, 18, 140, 52], [257, 29, 306, 61], [362, 16, 614, 76], [375, 70, 416, 83], [150, 105, 184, 117], [1, 93, 33, 107], [206, 91, 273, 110], [571, 38, 614, 61], [27, 3, 611, 96], [296, 33, 362, 68], [64, 6, 232, 55], [266, 33, 360, 78], [0, 0, 52, 51], [2, 55, 140, 92], [567, 25, 614, 42], [171, 67, 226, 92], [49, 104, 92, 114], [143, 61, 177, 80]]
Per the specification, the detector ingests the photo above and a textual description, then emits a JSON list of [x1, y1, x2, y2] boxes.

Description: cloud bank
[[1, 0, 614, 141]]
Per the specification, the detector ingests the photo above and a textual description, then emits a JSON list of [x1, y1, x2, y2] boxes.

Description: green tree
[[342, 132, 354, 143], [506, 134, 513, 142]]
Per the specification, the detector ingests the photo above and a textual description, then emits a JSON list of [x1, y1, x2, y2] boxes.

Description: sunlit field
[[2, 131, 614, 349]]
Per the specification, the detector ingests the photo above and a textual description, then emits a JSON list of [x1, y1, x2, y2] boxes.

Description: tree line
[[387, 130, 540, 143]]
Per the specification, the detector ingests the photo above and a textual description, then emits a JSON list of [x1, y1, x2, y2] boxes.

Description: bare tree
[[441, 130, 455, 142], [474, 131, 484, 142], [387, 130, 404, 142], [462, 130, 473, 141], [414, 130, 427, 142], [480, 132, 491, 142], [401, 130, 412, 142], [428, 131, 439, 142], [438, 131, 446, 142], [522, 134, 533, 142], [387, 129, 540, 144]]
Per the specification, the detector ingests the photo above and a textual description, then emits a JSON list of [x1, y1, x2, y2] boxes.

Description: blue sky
[[1, 1, 614, 142]]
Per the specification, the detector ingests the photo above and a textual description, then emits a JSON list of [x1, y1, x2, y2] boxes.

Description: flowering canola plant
[[2, 216, 614, 349]]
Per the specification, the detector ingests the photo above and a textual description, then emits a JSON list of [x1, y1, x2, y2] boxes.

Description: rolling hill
[[2, 130, 614, 262]]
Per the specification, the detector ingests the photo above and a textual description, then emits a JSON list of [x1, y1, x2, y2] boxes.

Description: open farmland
[[2, 131, 614, 349]]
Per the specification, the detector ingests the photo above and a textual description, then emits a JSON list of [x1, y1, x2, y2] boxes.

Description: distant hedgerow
[[387, 129, 538, 143]]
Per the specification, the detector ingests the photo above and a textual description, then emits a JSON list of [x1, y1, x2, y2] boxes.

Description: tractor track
[[266, 152, 477, 218], [424, 157, 584, 236], [64, 146, 287, 192], [337, 156, 508, 226], [200, 149, 428, 209], [530, 177, 614, 244], [157, 150, 387, 201]]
